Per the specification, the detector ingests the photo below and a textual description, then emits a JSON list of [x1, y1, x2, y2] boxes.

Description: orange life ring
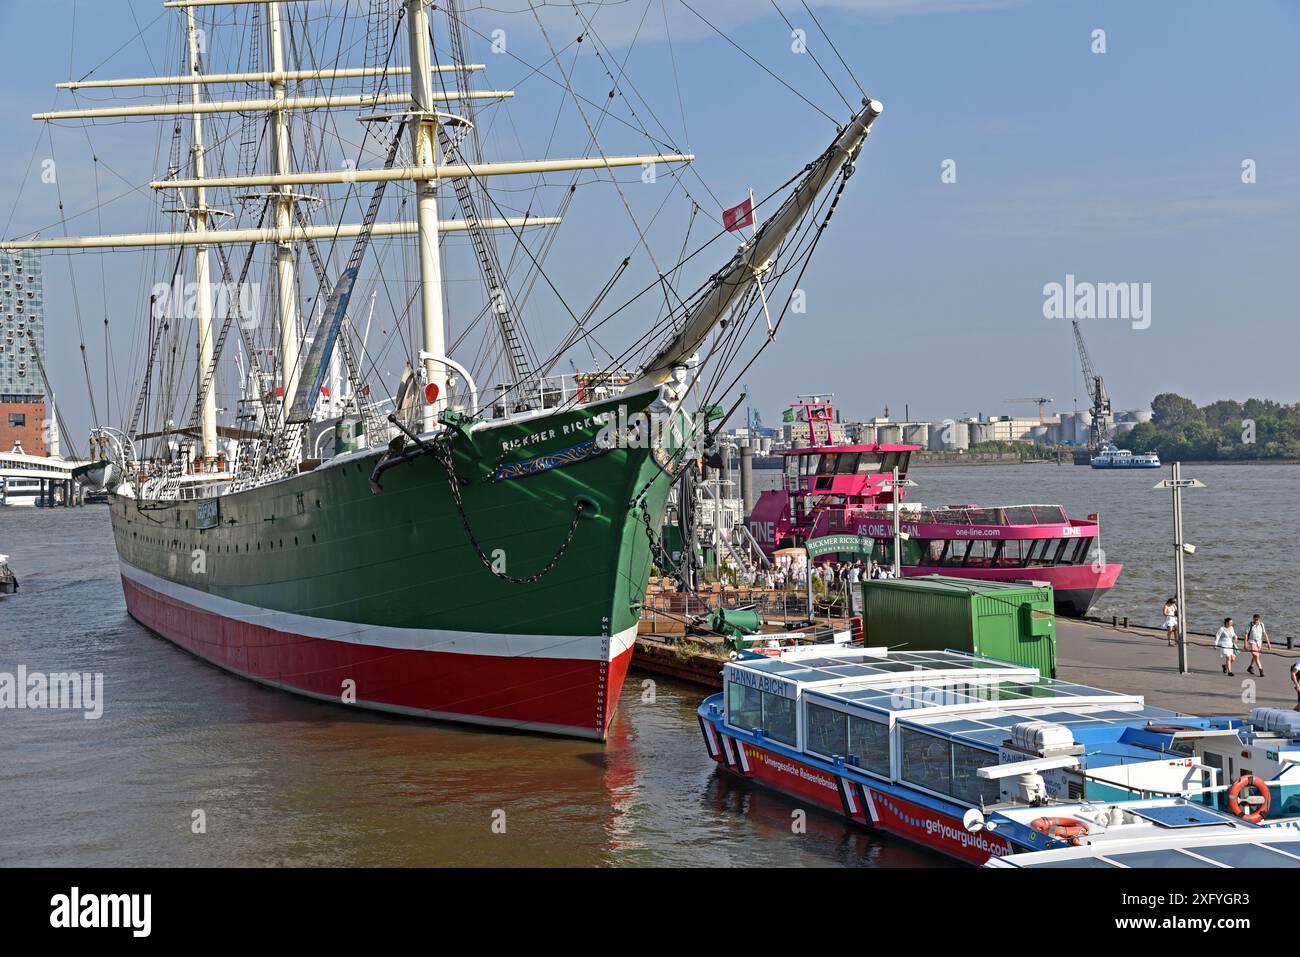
[[1030, 816, 1090, 845], [1227, 774, 1271, 823]]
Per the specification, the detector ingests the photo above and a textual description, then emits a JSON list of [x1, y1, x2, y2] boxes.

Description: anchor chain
[[640, 501, 683, 582], [430, 433, 587, 585]]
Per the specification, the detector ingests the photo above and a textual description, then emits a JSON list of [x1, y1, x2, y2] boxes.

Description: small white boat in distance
[[1090, 444, 1161, 469], [0, 555, 17, 595]]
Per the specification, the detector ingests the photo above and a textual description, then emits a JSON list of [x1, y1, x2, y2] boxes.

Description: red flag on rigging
[[722, 197, 754, 233]]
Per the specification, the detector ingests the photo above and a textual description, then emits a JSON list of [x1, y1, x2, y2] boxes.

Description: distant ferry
[[1089, 444, 1160, 469]]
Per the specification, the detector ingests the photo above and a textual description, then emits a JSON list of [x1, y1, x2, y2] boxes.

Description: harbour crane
[[1007, 396, 1054, 424], [1071, 321, 1112, 449]]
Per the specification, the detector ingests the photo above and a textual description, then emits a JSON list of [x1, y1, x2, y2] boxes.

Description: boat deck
[[985, 801, 1300, 868]]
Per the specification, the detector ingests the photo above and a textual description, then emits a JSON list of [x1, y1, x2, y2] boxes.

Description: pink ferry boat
[[746, 405, 1122, 616]]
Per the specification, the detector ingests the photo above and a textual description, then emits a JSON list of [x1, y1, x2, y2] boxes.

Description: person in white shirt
[[1291, 661, 1300, 712], [1214, 618, 1239, 676], [1161, 598, 1178, 647], [1244, 614, 1271, 677]]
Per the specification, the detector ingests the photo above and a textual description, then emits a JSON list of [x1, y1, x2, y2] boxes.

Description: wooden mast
[[184, 5, 218, 463], [407, 0, 447, 431], [266, 1, 300, 442]]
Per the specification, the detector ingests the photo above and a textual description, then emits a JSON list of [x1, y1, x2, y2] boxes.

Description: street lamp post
[[1153, 461, 1206, 674], [886, 466, 918, 577]]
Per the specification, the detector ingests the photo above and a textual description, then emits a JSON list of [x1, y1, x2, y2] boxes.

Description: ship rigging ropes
[[17, 1, 868, 508], [472, 0, 871, 427]]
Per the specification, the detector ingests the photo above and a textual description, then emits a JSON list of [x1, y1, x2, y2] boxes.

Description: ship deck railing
[[487, 370, 634, 419], [825, 504, 1075, 529]]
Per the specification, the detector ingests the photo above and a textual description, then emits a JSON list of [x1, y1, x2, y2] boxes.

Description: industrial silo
[[929, 420, 969, 450], [877, 424, 903, 444], [967, 421, 995, 445], [903, 423, 929, 447]]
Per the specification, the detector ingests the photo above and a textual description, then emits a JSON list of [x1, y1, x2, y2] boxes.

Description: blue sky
[[2, 0, 1298, 447]]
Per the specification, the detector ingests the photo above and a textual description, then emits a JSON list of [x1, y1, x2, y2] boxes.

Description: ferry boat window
[[763, 695, 797, 747], [999, 540, 1029, 566], [806, 703, 847, 757], [940, 540, 971, 567], [965, 540, 996, 567], [847, 714, 891, 776], [855, 453, 883, 473], [1068, 539, 1090, 565], [727, 682, 763, 729], [727, 681, 797, 747], [950, 742, 1000, 806], [1026, 538, 1056, 566], [923, 540, 944, 564], [818, 453, 839, 474], [836, 453, 860, 474], [878, 451, 902, 474], [901, 728, 951, 795]]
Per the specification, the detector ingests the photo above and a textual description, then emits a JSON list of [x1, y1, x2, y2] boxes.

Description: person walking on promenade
[[1244, 614, 1272, 677], [1292, 660, 1300, 712], [1215, 617, 1239, 676], [1162, 598, 1179, 647]]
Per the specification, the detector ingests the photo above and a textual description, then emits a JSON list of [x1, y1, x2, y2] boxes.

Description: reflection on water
[[0, 508, 939, 868]]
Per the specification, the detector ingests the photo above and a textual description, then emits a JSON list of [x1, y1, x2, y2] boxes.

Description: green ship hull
[[112, 389, 681, 739]]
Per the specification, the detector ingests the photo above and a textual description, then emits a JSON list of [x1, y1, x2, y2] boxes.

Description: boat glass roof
[[828, 675, 1137, 714], [737, 649, 1027, 685]]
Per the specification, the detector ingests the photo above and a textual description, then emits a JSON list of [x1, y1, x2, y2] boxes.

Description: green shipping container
[[860, 575, 1057, 677]]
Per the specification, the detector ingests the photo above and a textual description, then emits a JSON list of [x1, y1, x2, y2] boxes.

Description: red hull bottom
[[122, 575, 633, 740]]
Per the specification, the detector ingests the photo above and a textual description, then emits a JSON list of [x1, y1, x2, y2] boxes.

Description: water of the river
[[758, 461, 1300, 637], [0, 506, 942, 868]]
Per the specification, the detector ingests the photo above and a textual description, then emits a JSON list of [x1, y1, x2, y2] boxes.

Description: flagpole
[[748, 187, 777, 339]]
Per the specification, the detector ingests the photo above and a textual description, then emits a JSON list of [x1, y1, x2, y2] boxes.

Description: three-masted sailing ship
[[3, 0, 882, 739]]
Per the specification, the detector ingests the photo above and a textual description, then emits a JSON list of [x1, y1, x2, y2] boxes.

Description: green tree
[[1151, 393, 1203, 430]]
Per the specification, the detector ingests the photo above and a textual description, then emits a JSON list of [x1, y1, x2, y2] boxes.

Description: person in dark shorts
[[1245, 614, 1271, 676]]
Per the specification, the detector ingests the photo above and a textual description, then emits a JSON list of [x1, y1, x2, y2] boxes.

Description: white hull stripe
[[121, 560, 637, 662], [862, 787, 881, 825], [720, 734, 738, 769], [839, 776, 859, 817], [699, 718, 721, 759], [733, 737, 751, 773]]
